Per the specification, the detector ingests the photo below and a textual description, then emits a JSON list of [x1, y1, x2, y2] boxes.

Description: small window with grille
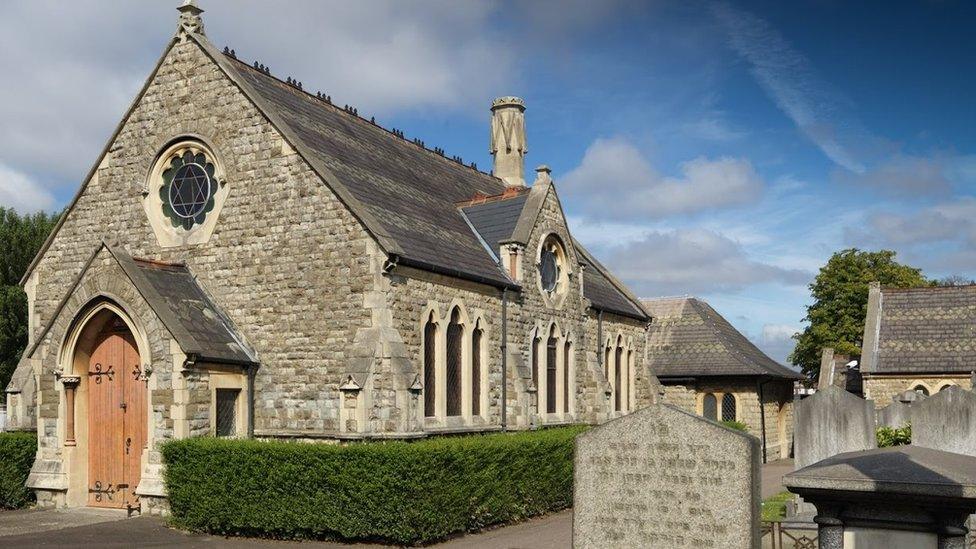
[[702, 393, 717, 420], [721, 393, 737, 422], [215, 388, 240, 437]]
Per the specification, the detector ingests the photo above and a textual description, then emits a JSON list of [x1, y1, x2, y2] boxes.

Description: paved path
[[0, 460, 789, 548], [761, 458, 793, 498], [0, 509, 571, 548]]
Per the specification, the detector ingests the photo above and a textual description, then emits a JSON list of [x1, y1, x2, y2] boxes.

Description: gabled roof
[[8, 241, 255, 393], [642, 297, 802, 379], [864, 285, 976, 374], [460, 190, 530, 251], [19, 30, 647, 321]]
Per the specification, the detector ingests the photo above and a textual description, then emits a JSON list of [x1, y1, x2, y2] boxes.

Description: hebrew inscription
[[573, 404, 760, 548]]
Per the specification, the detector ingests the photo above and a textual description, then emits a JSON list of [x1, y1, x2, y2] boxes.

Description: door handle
[[125, 437, 131, 454], [120, 402, 127, 411]]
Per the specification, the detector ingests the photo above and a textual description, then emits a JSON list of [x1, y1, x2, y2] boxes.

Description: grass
[[761, 491, 794, 522]]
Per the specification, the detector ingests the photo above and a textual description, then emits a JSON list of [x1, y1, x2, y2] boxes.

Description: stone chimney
[[490, 97, 527, 187], [177, 0, 205, 36]]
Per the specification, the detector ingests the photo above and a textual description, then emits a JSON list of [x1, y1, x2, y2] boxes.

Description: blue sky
[[1, 1, 974, 364]]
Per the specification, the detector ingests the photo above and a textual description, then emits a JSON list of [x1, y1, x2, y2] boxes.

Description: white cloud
[[0, 162, 56, 213], [836, 154, 953, 197], [0, 0, 517, 188], [711, 2, 869, 173], [559, 137, 763, 220], [758, 323, 800, 364], [602, 228, 811, 296]]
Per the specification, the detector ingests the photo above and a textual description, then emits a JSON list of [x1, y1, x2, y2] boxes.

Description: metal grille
[[563, 342, 571, 414], [722, 393, 737, 422], [215, 388, 239, 437], [614, 346, 623, 412], [424, 318, 436, 417], [446, 314, 462, 417], [546, 333, 557, 414], [471, 329, 482, 416], [703, 393, 717, 420]]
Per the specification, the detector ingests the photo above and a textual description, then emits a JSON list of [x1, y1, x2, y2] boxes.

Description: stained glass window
[[540, 248, 558, 292], [160, 149, 218, 230]]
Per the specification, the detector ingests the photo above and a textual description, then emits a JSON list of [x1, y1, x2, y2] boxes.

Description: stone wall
[[862, 375, 972, 408], [26, 37, 376, 438], [659, 377, 794, 461]]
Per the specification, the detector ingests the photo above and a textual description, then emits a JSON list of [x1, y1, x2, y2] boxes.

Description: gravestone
[[910, 385, 976, 545], [912, 385, 976, 456], [876, 391, 924, 428], [794, 385, 876, 469], [573, 403, 760, 549]]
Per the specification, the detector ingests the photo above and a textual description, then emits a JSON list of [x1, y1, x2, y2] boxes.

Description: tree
[[0, 207, 60, 391], [789, 249, 931, 380], [936, 274, 975, 287]]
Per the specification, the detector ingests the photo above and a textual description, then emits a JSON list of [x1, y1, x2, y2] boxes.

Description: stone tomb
[[794, 385, 876, 470], [573, 403, 760, 548]]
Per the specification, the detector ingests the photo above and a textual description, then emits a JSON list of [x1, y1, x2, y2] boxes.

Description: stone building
[[859, 282, 976, 406], [3, 3, 652, 511], [642, 297, 802, 461]]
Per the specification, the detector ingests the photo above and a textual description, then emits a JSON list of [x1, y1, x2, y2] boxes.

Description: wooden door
[[87, 326, 146, 509]]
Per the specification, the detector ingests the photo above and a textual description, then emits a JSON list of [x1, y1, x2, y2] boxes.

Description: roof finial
[[177, 0, 205, 36]]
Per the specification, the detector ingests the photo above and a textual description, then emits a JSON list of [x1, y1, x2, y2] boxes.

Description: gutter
[[393, 254, 520, 291]]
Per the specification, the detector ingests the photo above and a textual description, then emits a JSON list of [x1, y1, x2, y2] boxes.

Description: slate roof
[[8, 241, 255, 395], [868, 285, 976, 374], [642, 297, 802, 379], [461, 192, 530, 251], [115, 253, 256, 366], [199, 38, 647, 319]]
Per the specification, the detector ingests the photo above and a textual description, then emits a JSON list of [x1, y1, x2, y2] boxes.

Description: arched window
[[614, 338, 623, 412], [532, 335, 540, 409], [722, 393, 737, 422], [939, 384, 953, 392], [702, 393, 717, 420], [446, 308, 463, 417], [546, 326, 557, 414], [604, 345, 610, 382], [626, 349, 634, 412], [471, 323, 483, 416], [913, 384, 930, 396], [563, 341, 572, 414], [423, 313, 437, 418]]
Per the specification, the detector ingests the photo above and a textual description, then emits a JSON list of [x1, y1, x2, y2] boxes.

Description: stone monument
[[785, 445, 976, 548], [912, 385, 976, 456], [794, 385, 876, 470], [573, 403, 760, 548]]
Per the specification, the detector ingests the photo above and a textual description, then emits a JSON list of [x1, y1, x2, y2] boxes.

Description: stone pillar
[[61, 376, 81, 447], [936, 515, 970, 549], [489, 97, 527, 187], [814, 508, 844, 549]]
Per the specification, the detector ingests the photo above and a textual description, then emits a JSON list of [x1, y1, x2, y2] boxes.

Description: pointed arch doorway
[[82, 312, 147, 509]]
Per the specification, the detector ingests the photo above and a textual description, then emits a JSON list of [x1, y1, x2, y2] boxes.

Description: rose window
[[160, 150, 218, 230]]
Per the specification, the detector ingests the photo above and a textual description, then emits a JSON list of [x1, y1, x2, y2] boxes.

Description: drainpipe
[[247, 364, 257, 438], [501, 289, 508, 431], [757, 376, 776, 464], [597, 310, 604, 373]]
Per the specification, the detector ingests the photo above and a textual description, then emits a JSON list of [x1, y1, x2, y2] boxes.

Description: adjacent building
[[859, 282, 976, 405], [642, 297, 803, 461], [4, 3, 652, 512]]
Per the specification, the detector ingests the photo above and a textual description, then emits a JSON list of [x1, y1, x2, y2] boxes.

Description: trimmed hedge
[[0, 432, 36, 509], [162, 426, 586, 545]]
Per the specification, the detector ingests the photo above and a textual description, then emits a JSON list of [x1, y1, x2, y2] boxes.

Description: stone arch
[[56, 296, 153, 509], [469, 312, 490, 418]]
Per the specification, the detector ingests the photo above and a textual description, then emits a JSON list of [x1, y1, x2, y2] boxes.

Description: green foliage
[[761, 491, 793, 522], [0, 207, 59, 391], [0, 432, 37, 509], [877, 424, 911, 448], [789, 249, 931, 379], [720, 420, 748, 432], [162, 426, 586, 545]]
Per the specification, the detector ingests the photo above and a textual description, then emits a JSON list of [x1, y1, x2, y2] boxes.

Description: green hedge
[[0, 432, 36, 509], [162, 426, 586, 545]]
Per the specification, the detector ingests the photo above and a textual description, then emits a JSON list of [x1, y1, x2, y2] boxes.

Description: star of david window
[[160, 150, 218, 230]]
